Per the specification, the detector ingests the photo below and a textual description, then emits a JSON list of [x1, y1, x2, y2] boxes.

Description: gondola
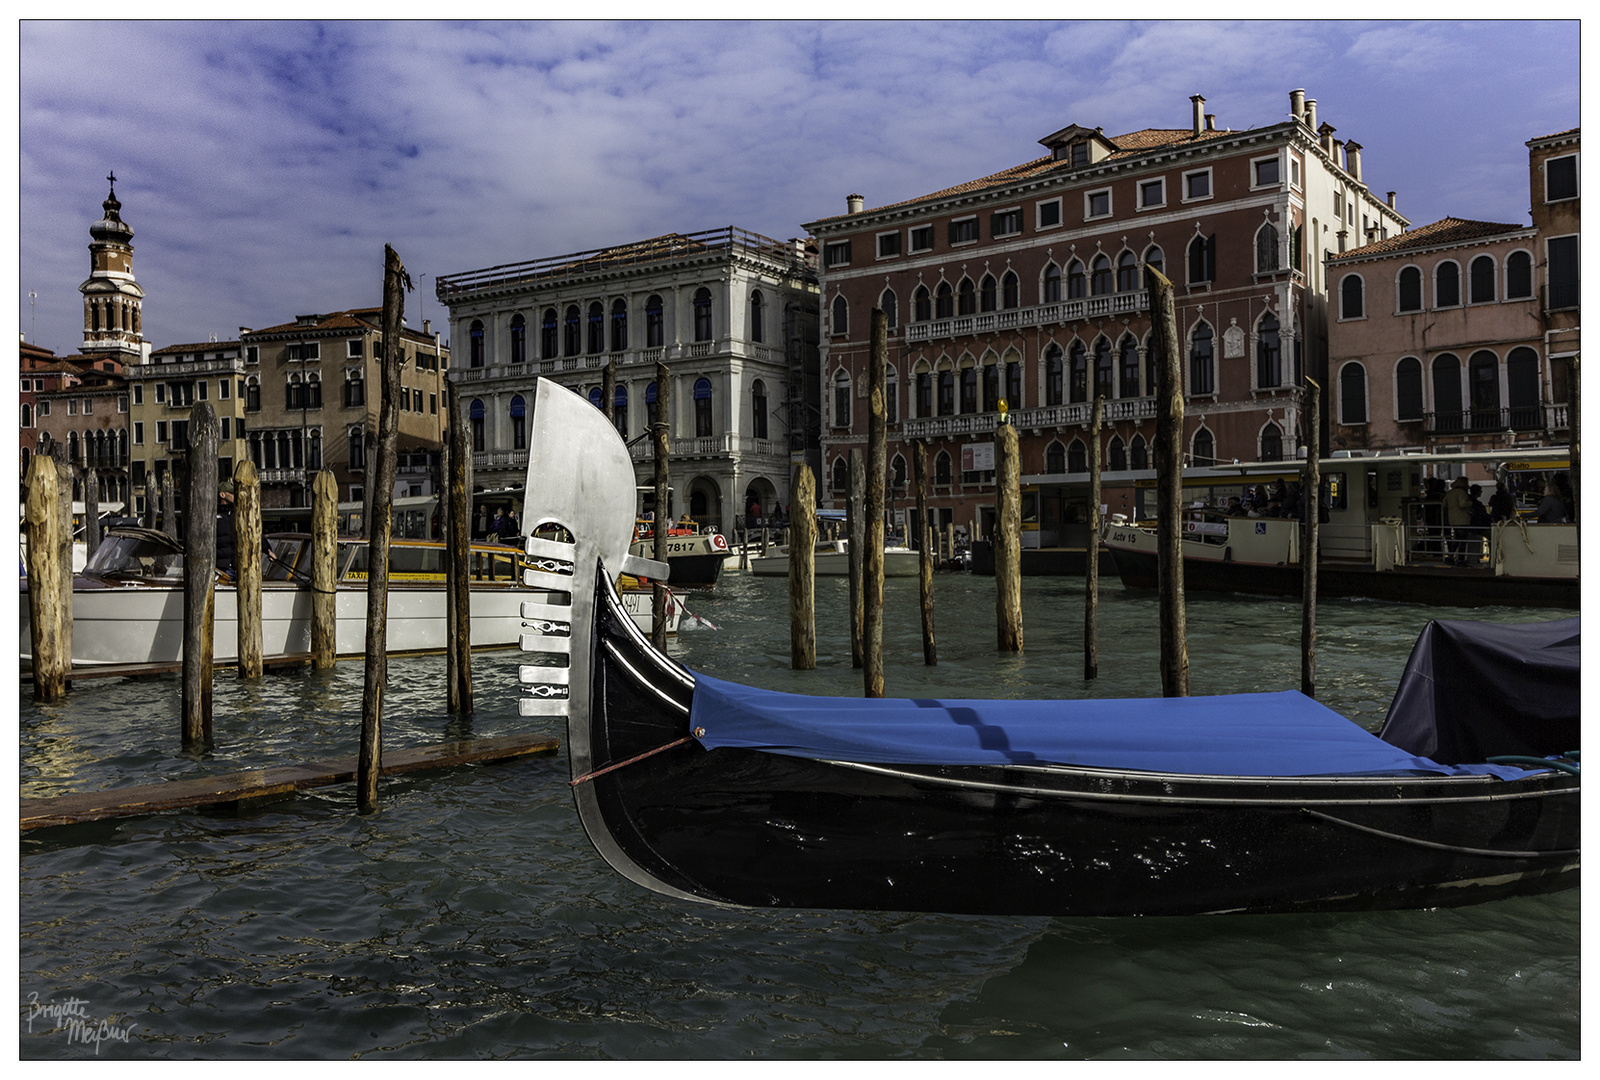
[[516, 378, 1580, 917]]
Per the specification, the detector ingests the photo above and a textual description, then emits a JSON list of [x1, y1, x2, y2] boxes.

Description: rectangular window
[[1183, 169, 1211, 201], [133, 421, 144, 445], [1138, 178, 1165, 209], [219, 378, 231, 400], [1037, 198, 1062, 229], [1545, 154, 1578, 202], [876, 232, 901, 258], [197, 379, 208, 400], [246, 345, 259, 364], [1548, 234, 1579, 309], [118, 395, 128, 413], [1070, 142, 1089, 167], [348, 338, 365, 358], [220, 417, 231, 440], [287, 342, 321, 361], [1085, 189, 1111, 218], [909, 225, 934, 252], [430, 393, 437, 415], [39, 400, 49, 417], [989, 208, 1022, 237], [948, 217, 977, 244], [823, 240, 852, 267], [155, 383, 166, 404], [1290, 158, 1301, 188], [156, 421, 168, 443], [1253, 156, 1281, 188], [67, 398, 77, 416]]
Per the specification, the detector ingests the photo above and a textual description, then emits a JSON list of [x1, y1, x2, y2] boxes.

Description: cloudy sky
[[13, 19, 1581, 357]]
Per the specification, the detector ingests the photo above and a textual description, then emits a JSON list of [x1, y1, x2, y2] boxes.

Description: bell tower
[[79, 172, 146, 360]]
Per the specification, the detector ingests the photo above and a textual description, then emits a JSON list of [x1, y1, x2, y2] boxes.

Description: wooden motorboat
[[747, 538, 921, 578], [516, 377, 1580, 917]]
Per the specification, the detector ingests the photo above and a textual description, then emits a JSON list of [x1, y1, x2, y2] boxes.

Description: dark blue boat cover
[[688, 672, 1532, 779], [1379, 617, 1579, 765]]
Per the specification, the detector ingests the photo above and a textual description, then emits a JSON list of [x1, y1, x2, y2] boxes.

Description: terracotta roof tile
[[1328, 217, 1530, 261], [1528, 126, 1580, 144], [152, 341, 242, 354]]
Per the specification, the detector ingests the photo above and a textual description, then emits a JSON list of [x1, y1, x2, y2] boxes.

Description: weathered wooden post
[[234, 460, 264, 679], [446, 379, 473, 715], [1568, 356, 1580, 523], [1147, 264, 1189, 697], [25, 455, 67, 701], [359, 244, 408, 813], [994, 420, 1023, 653], [602, 359, 616, 424], [160, 470, 178, 539], [913, 442, 936, 665], [84, 467, 101, 561], [310, 468, 338, 669], [789, 463, 817, 670], [1085, 394, 1104, 680], [846, 448, 864, 668], [864, 309, 888, 696], [651, 362, 672, 650], [182, 402, 220, 750], [50, 447, 75, 666], [1301, 378, 1321, 699]]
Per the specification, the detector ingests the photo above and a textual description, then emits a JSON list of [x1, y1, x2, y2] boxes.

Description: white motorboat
[[748, 538, 921, 578], [20, 526, 678, 667]]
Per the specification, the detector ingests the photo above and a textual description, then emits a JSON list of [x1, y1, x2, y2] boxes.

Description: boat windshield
[[264, 538, 308, 581], [84, 534, 184, 581]]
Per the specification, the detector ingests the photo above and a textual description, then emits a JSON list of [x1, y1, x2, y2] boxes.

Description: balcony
[[131, 357, 245, 379], [258, 467, 307, 485], [904, 289, 1150, 344], [1423, 404, 1567, 436], [472, 449, 530, 472], [627, 434, 784, 464], [451, 338, 779, 386], [901, 397, 1157, 440]]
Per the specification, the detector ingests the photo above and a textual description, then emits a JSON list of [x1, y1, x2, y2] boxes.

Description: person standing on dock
[[1444, 477, 1473, 565]]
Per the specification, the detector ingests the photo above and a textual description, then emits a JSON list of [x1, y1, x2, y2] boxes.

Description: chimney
[[1205, 114, 1217, 132], [1319, 122, 1337, 158], [1305, 99, 1318, 132], [423, 319, 431, 336], [1345, 141, 1363, 183], [1386, 191, 1397, 211], [1289, 88, 1306, 121], [1190, 94, 1206, 137], [846, 193, 864, 214]]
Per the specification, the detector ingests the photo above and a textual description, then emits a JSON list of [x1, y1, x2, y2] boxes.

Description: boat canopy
[[1379, 618, 1579, 765], [688, 673, 1536, 779]]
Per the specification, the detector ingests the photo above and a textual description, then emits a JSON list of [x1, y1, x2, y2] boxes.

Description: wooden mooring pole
[[359, 244, 408, 814], [995, 420, 1023, 653], [1147, 264, 1189, 697], [182, 402, 220, 750], [847, 448, 864, 669], [864, 309, 888, 696], [789, 463, 817, 670], [1085, 394, 1103, 680], [310, 468, 338, 669], [234, 460, 264, 679], [53, 447, 73, 665], [913, 443, 936, 665], [84, 467, 101, 562], [446, 379, 473, 714], [160, 470, 177, 540], [1568, 356, 1580, 523], [1301, 378, 1321, 698], [651, 362, 672, 650], [24, 455, 67, 702]]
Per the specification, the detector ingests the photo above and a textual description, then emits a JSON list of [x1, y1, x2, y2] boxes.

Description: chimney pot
[[1345, 141, 1363, 182], [1190, 94, 1206, 137], [1205, 114, 1216, 132], [1386, 191, 1397, 210], [1290, 88, 1306, 120], [1306, 99, 1318, 132]]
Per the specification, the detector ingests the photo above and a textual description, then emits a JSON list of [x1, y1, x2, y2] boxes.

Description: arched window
[[1046, 441, 1066, 474], [693, 376, 714, 436], [1256, 313, 1282, 388], [885, 366, 898, 425], [469, 398, 485, 452], [1432, 354, 1463, 432], [832, 457, 849, 493], [1045, 344, 1064, 406], [586, 301, 605, 354], [645, 295, 664, 348], [1130, 434, 1148, 471], [959, 365, 978, 414], [1469, 350, 1501, 428], [880, 288, 898, 328], [589, 386, 604, 408], [1117, 251, 1139, 292], [1006, 357, 1022, 409], [1260, 423, 1283, 462], [891, 454, 907, 492], [1067, 439, 1087, 473], [749, 291, 764, 344], [1397, 266, 1422, 312], [1256, 223, 1280, 273], [1339, 363, 1368, 424], [935, 282, 954, 319], [1341, 274, 1364, 319], [613, 386, 628, 435], [1066, 260, 1084, 300], [541, 308, 559, 358], [1507, 347, 1541, 426], [1188, 234, 1216, 283], [1469, 256, 1496, 304], [509, 313, 527, 364], [510, 394, 527, 450], [1068, 342, 1088, 404], [751, 379, 768, 440], [958, 277, 977, 316], [1118, 336, 1140, 398], [564, 305, 581, 356], [1191, 428, 1215, 467], [1435, 261, 1461, 308], [343, 367, 365, 408], [693, 288, 713, 342], [914, 285, 931, 322], [1189, 322, 1215, 395], [1143, 245, 1164, 279], [645, 381, 660, 427], [915, 365, 932, 417], [934, 451, 952, 486], [21, 402, 33, 427], [1396, 357, 1424, 421], [982, 363, 999, 413], [1044, 263, 1063, 303], [1090, 255, 1113, 295], [831, 294, 849, 337], [1506, 251, 1533, 299], [937, 367, 954, 416], [1108, 436, 1126, 472], [469, 320, 485, 368], [1002, 271, 1019, 309], [979, 274, 996, 313], [611, 299, 629, 352], [833, 370, 851, 429], [1093, 338, 1114, 401]]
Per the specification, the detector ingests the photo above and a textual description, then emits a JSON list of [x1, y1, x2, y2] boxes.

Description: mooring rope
[[569, 735, 696, 787]]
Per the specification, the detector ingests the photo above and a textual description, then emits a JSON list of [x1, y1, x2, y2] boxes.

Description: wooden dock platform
[[62, 653, 316, 681], [20, 733, 560, 830]]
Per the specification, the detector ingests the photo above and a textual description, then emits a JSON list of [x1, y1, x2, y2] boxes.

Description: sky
[[10, 19, 1583, 358]]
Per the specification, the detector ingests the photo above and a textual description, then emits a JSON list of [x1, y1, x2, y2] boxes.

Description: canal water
[[18, 572, 1579, 1058]]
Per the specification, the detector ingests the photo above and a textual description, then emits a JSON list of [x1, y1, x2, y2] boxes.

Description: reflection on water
[[18, 572, 1579, 1058]]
